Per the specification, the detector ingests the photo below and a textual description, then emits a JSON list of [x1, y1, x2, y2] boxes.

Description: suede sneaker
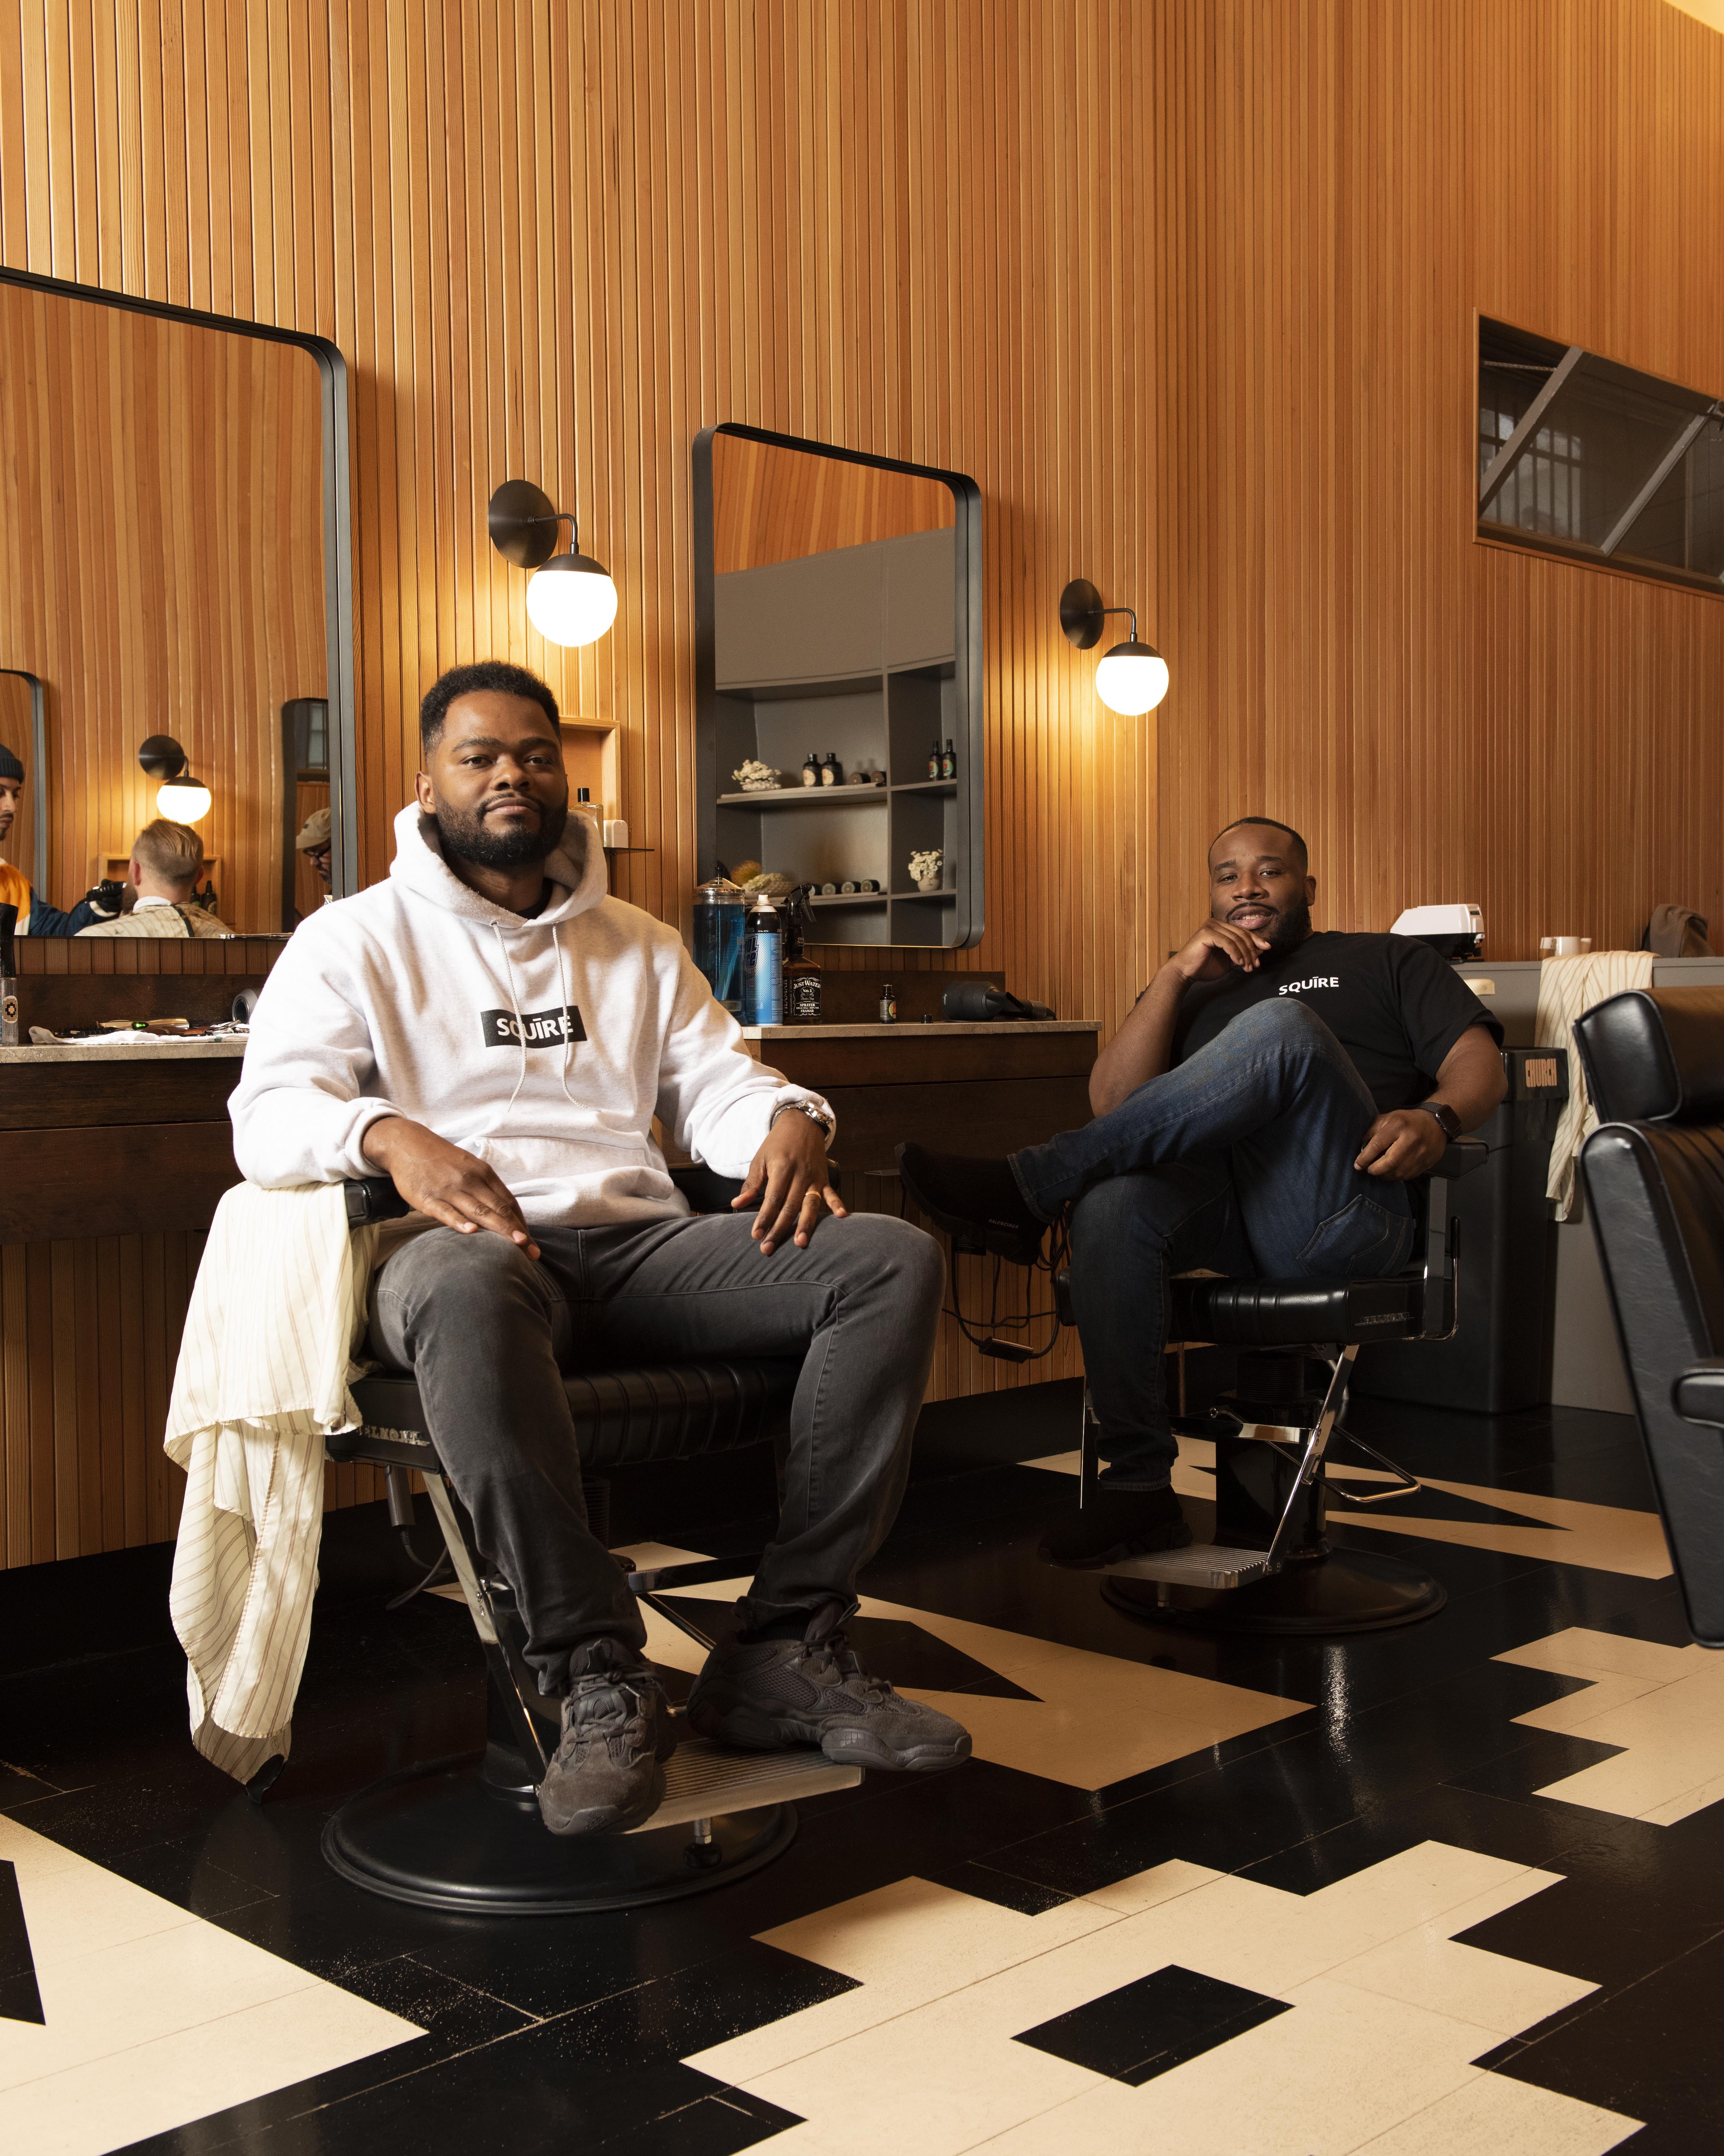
[[686, 1605, 972, 1773], [536, 1636, 678, 1837]]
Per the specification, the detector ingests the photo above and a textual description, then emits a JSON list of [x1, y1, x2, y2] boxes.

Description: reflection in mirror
[[0, 278, 332, 933], [696, 425, 982, 950]]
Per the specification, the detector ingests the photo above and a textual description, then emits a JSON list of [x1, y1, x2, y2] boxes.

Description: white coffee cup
[[1540, 936, 1592, 957]]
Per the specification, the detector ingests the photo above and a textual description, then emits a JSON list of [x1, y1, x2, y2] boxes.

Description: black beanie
[[0, 745, 23, 782]]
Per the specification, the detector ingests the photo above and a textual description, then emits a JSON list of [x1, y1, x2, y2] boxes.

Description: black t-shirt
[[1168, 932, 1503, 1113]]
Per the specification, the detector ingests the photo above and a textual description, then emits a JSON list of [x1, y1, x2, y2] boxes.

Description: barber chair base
[[323, 1748, 818, 1916], [1102, 1545, 1446, 1635]]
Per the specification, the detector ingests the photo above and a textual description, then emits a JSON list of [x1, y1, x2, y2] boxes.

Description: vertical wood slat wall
[[712, 433, 953, 575], [1, 0, 1722, 1569], [0, 281, 327, 931], [1153, 0, 1724, 956]]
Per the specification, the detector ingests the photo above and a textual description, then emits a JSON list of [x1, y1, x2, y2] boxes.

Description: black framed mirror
[[0, 266, 355, 931], [693, 424, 983, 949]]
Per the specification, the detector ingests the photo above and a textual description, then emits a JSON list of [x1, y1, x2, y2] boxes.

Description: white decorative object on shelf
[[732, 758, 782, 792], [908, 847, 944, 894]]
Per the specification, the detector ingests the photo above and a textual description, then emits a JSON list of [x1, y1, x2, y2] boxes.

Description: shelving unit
[[694, 424, 983, 952]]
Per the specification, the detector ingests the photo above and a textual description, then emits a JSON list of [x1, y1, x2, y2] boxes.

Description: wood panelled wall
[[0, 281, 327, 932], [1, 0, 1722, 1564], [1153, 0, 1724, 957], [713, 433, 953, 575]]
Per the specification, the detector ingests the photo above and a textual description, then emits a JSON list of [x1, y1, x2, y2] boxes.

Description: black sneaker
[[537, 1637, 677, 1836], [896, 1142, 1047, 1265], [686, 1605, 972, 1773], [1038, 1484, 1193, 1569]]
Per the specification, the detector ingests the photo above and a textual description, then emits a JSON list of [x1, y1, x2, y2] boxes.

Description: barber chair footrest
[[1103, 1546, 1447, 1636], [321, 1746, 844, 1915], [1098, 1543, 1273, 1591], [629, 1738, 861, 1831]]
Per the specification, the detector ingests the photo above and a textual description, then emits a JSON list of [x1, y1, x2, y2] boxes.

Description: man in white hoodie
[[231, 661, 967, 1836]]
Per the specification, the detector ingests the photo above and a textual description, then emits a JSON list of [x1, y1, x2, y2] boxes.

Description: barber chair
[[1049, 1145, 1486, 1635], [318, 1164, 861, 1916], [1576, 986, 1724, 1649]]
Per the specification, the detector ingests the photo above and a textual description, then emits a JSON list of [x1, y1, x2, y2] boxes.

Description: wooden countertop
[[1, 1037, 248, 1063], [741, 1020, 1096, 1038]]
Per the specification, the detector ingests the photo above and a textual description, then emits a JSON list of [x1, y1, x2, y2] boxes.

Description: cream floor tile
[[5, 1979, 421, 2156], [1510, 1674, 1663, 1734], [706, 1844, 1618, 2156], [1640, 1768, 1724, 1826], [0, 1811, 420, 2151], [1354, 2068, 1642, 2154], [1077, 1855, 1224, 1916], [1495, 1627, 1701, 1683], [688, 1874, 1122, 2083]]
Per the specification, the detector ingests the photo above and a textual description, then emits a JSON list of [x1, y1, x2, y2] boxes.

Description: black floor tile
[[1014, 1962, 1291, 2086]]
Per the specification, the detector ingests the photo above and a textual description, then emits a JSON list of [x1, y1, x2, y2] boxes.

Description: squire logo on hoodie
[[482, 1004, 587, 1050]]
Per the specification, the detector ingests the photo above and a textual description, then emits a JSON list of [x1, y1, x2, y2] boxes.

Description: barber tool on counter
[[0, 903, 16, 1046], [1390, 903, 1483, 958], [941, 982, 1055, 1022]]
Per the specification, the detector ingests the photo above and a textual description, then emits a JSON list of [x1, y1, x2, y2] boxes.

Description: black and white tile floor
[[1, 1380, 1718, 2154]]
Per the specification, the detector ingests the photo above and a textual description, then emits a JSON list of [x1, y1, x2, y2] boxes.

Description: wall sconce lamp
[[138, 734, 212, 823], [488, 480, 619, 648], [1059, 579, 1170, 716]]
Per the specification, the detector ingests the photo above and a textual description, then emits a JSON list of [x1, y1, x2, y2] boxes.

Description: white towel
[[164, 1184, 379, 1783], [1535, 951, 1657, 1221]]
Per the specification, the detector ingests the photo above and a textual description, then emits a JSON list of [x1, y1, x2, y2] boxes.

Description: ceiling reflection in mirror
[[699, 427, 981, 950], [0, 279, 330, 934]]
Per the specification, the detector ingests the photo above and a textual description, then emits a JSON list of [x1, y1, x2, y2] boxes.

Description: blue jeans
[[1011, 1000, 1417, 1487]]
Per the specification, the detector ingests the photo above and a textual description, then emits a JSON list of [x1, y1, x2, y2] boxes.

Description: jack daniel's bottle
[[0, 904, 18, 1046], [782, 886, 823, 1023]]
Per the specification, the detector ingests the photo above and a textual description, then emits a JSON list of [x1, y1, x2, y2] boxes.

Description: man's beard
[[1262, 899, 1312, 953], [433, 794, 568, 871]]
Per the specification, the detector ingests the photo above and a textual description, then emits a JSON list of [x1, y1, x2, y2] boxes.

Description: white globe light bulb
[[526, 552, 619, 647], [157, 776, 212, 822], [1094, 641, 1170, 717]]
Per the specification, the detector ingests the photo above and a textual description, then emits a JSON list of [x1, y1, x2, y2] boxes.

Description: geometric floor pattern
[[1496, 1626, 1724, 1824], [0, 1808, 418, 2155], [687, 1846, 1640, 2153]]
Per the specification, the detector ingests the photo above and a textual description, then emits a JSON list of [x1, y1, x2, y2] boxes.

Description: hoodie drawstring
[[554, 925, 578, 1106], [488, 921, 531, 1135]]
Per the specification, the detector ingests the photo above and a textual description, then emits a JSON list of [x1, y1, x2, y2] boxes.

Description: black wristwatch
[[1415, 1100, 1463, 1142]]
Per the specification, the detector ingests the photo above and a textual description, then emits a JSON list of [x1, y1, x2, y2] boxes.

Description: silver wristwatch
[[773, 1098, 835, 1142]]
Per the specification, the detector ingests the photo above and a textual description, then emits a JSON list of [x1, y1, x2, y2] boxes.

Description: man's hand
[[361, 1115, 541, 1258], [1355, 1109, 1447, 1182], [735, 1107, 847, 1255], [1167, 917, 1272, 984]]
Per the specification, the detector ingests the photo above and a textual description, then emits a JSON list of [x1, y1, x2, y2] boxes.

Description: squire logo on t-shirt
[[480, 1004, 587, 1049], [1278, 976, 1340, 995]]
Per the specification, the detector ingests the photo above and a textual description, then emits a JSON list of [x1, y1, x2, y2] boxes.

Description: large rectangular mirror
[[0, 269, 354, 934], [694, 424, 983, 947]]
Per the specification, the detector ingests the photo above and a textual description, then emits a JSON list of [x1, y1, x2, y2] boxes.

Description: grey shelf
[[891, 888, 956, 902], [890, 779, 957, 796], [809, 891, 887, 908], [715, 784, 887, 807]]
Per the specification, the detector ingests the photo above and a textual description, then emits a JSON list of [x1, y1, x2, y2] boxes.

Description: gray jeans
[[366, 1209, 944, 1693]]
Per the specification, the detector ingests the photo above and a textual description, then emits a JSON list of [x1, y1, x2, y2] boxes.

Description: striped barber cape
[[165, 1184, 380, 1784]]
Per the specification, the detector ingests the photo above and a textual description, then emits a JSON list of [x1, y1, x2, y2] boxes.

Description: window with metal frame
[[1478, 318, 1724, 592]]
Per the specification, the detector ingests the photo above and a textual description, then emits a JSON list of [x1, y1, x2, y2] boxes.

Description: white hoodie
[[229, 803, 831, 1226]]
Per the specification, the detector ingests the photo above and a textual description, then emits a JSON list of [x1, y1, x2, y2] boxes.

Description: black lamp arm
[[1098, 604, 1140, 643]]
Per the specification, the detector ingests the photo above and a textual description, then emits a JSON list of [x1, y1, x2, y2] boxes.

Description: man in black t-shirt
[[899, 817, 1506, 1566]]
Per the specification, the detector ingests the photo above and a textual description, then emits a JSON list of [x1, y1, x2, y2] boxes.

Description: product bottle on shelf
[[741, 891, 783, 1026], [879, 980, 898, 1024], [782, 887, 823, 1023], [940, 739, 957, 781], [802, 751, 821, 787], [927, 739, 941, 779], [820, 753, 841, 786]]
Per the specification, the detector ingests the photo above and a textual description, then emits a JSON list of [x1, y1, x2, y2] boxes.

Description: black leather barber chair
[[1576, 986, 1724, 1649], [1052, 1145, 1485, 1635], [320, 1163, 861, 1916]]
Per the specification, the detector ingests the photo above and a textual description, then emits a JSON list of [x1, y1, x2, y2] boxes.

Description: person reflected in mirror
[[77, 819, 233, 938], [899, 817, 1508, 1568], [0, 743, 122, 934], [294, 805, 333, 912], [231, 660, 967, 1840]]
